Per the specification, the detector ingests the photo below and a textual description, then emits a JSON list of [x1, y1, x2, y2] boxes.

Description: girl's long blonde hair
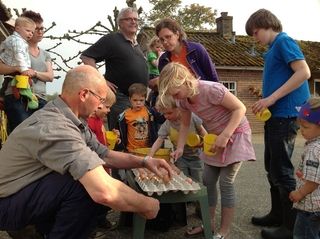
[[158, 62, 199, 108]]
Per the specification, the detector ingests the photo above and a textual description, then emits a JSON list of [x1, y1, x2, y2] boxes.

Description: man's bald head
[[62, 65, 106, 95]]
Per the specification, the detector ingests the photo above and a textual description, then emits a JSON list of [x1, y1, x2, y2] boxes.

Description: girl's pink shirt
[[178, 81, 256, 167]]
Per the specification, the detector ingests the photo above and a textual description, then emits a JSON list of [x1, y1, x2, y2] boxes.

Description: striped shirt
[[294, 136, 320, 212]]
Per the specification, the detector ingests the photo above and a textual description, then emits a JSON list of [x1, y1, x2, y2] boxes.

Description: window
[[221, 81, 237, 95], [314, 79, 320, 96]]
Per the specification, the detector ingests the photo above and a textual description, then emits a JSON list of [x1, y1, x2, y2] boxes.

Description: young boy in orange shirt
[[118, 83, 162, 152]]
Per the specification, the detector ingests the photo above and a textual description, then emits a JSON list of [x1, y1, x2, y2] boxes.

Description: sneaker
[[213, 233, 225, 239]]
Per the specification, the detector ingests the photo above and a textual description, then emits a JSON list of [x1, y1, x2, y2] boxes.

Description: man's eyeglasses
[[120, 17, 139, 23], [88, 89, 107, 105]]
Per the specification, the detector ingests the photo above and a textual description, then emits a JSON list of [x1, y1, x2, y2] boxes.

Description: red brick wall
[[217, 68, 265, 133]]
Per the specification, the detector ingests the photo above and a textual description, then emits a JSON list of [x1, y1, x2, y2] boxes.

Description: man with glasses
[[81, 7, 148, 132], [0, 65, 172, 239]]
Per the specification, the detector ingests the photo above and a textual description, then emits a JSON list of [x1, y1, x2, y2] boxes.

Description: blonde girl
[[158, 62, 256, 239]]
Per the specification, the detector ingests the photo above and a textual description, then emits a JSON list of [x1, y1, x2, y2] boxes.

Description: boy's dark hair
[[128, 83, 147, 98], [245, 9, 282, 36], [21, 10, 43, 24]]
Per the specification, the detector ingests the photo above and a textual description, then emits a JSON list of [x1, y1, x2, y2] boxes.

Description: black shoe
[[261, 225, 293, 239], [251, 213, 282, 227]]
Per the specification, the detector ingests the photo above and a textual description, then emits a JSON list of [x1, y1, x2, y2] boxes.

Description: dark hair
[[21, 10, 43, 24], [128, 83, 147, 98], [245, 9, 282, 36], [155, 18, 186, 42]]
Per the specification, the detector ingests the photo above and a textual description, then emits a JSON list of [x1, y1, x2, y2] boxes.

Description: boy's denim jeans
[[4, 95, 47, 134], [294, 210, 320, 239], [4, 94, 32, 133], [264, 117, 299, 192]]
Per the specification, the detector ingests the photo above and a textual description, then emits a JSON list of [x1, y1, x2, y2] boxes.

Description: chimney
[[216, 12, 233, 39]]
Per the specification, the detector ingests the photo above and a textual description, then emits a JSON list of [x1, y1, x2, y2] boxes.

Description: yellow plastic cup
[[15, 75, 29, 89], [105, 131, 117, 150], [132, 148, 171, 161], [169, 128, 179, 143], [203, 134, 217, 156], [256, 108, 271, 121], [186, 133, 201, 147]]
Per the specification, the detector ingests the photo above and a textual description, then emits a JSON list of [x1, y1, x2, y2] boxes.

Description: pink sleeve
[[205, 83, 228, 105]]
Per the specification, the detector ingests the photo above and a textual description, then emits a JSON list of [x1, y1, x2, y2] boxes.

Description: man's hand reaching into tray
[[142, 156, 173, 183]]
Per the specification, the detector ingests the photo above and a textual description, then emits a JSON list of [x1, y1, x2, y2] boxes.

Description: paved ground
[[0, 133, 305, 239]]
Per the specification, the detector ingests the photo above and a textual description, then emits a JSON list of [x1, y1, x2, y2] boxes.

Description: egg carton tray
[[131, 169, 201, 196]]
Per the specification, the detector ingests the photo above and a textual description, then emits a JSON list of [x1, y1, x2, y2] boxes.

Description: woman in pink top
[[158, 62, 256, 239]]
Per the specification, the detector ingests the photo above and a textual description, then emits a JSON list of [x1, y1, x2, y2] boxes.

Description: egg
[[162, 174, 170, 184], [185, 177, 193, 184]]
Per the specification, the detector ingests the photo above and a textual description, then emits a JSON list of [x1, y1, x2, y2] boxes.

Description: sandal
[[213, 234, 225, 239], [185, 225, 214, 238]]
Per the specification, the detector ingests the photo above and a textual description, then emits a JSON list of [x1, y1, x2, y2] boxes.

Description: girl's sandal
[[185, 225, 214, 238], [213, 233, 228, 239]]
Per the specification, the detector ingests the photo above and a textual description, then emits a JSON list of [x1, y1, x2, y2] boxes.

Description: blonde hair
[[15, 16, 36, 28], [148, 36, 161, 50], [105, 85, 116, 106], [158, 62, 199, 108], [155, 95, 177, 112]]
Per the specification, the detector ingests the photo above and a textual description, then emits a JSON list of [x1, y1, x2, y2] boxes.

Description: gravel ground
[[0, 133, 305, 239]]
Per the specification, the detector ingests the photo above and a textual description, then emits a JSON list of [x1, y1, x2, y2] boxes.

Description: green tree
[[177, 4, 216, 30], [146, 0, 182, 24], [144, 0, 216, 30]]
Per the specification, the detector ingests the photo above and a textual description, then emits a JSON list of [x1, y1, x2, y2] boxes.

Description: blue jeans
[[4, 95, 47, 134], [0, 172, 102, 239], [294, 210, 320, 239], [175, 155, 204, 183], [264, 117, 298, 192], [4, 94, 32, 133]]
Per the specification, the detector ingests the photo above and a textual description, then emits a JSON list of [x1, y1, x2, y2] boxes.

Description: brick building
[[0, 6, 319, 133], [137, 12, 320, 133], [138, 12, 320, 133]]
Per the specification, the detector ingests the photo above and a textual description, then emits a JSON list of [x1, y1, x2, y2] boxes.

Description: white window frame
[[314, 79, 320, 96], [221, 81, 237, 96]]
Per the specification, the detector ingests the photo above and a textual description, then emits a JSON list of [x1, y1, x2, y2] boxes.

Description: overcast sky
[[3, 0, 320, 94]]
